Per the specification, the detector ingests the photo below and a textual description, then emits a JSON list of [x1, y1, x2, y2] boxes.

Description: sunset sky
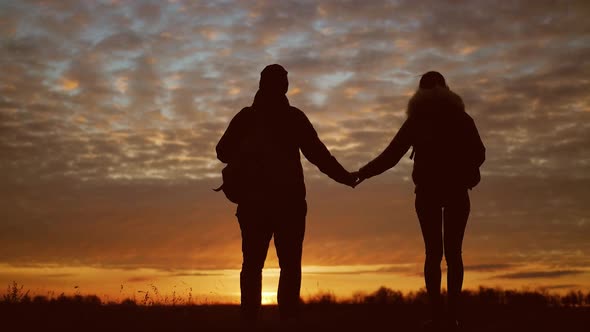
[[1, 0, 589, 303]]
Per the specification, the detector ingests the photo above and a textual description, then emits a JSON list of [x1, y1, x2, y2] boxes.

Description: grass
[[2, 282, 589, 331]]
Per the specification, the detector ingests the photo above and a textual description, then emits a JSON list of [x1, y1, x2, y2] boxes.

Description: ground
[[1, 302, 588, 332]]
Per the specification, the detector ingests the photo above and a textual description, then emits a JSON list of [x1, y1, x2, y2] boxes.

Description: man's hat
[[419, 71, 446, 89], [259, 64, 288, 91]]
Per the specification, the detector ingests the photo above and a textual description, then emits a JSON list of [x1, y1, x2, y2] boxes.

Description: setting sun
[[261, 292, 278, 305]]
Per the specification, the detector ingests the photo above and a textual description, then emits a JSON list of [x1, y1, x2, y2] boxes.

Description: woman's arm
[[357, 117, 415, 180]]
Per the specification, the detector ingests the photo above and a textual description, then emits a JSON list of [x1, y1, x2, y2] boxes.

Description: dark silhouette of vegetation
[[2, 282, 589, 331], [3, 282, 590, 307], [305, 286, 590, 307]]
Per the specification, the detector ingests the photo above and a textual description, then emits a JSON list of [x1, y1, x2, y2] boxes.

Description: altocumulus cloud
[[0, 0, 589, 287]]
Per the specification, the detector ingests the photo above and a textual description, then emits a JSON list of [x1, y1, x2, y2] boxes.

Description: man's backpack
[[213, 163, 239, 204], [214, 108, 262, 204]]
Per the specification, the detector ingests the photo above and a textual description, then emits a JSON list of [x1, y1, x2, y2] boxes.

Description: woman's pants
[[415, 190, 470, 321]]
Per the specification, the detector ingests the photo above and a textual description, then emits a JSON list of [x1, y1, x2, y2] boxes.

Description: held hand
[[350, 171, 366, 188], [343, 171, 359, 188]]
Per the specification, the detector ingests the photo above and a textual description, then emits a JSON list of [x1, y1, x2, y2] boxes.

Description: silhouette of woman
[[355, 71, 485, 330]]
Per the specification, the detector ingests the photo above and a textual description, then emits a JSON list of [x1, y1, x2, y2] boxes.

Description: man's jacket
[[216, 93, 350, 203]]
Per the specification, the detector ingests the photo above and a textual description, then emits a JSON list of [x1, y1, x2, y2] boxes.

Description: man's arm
[[357, 117, 415, 181], [297, 111, 354, 186]]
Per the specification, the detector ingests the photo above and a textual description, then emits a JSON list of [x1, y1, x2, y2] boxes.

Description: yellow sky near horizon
[[2, 262, 588, 304]]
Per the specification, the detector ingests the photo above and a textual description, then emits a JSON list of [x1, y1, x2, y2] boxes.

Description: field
[[2, 284, 589, 331]]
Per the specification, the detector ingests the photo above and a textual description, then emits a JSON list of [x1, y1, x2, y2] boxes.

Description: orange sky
[[0, 0, 589, 303]]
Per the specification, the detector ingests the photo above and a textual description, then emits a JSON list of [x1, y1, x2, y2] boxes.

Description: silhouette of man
[[354, 71, 485, 330], [216, 64, 356, 324]]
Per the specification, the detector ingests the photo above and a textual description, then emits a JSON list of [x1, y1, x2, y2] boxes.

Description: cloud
[[494, 270, 586, 280], [170, 272, 225, 277], [93, 31, 145, 53], [464, 264, 520, 272], [127, 276, 157, 283], [300, 264, 418, 276], [0, 0, 588, 293], [44, 273, 78, 278]]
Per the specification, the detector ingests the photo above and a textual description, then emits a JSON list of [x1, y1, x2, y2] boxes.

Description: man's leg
[[273, 200, 306, 321], [237, 205, 273, 323], [443, 191, 470, 322], [415, 193, 444, 323]]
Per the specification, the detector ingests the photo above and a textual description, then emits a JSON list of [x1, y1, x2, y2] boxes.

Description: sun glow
[[261, 291, 277, 305]]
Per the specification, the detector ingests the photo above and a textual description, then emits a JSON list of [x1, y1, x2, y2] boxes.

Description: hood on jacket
[[252, 64, 290, 112], [407, 86, 465, 119]]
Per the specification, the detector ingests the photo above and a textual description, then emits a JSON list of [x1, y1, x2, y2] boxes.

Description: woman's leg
[[443, 191, 470, 321], [415, 192, 444, 322]]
